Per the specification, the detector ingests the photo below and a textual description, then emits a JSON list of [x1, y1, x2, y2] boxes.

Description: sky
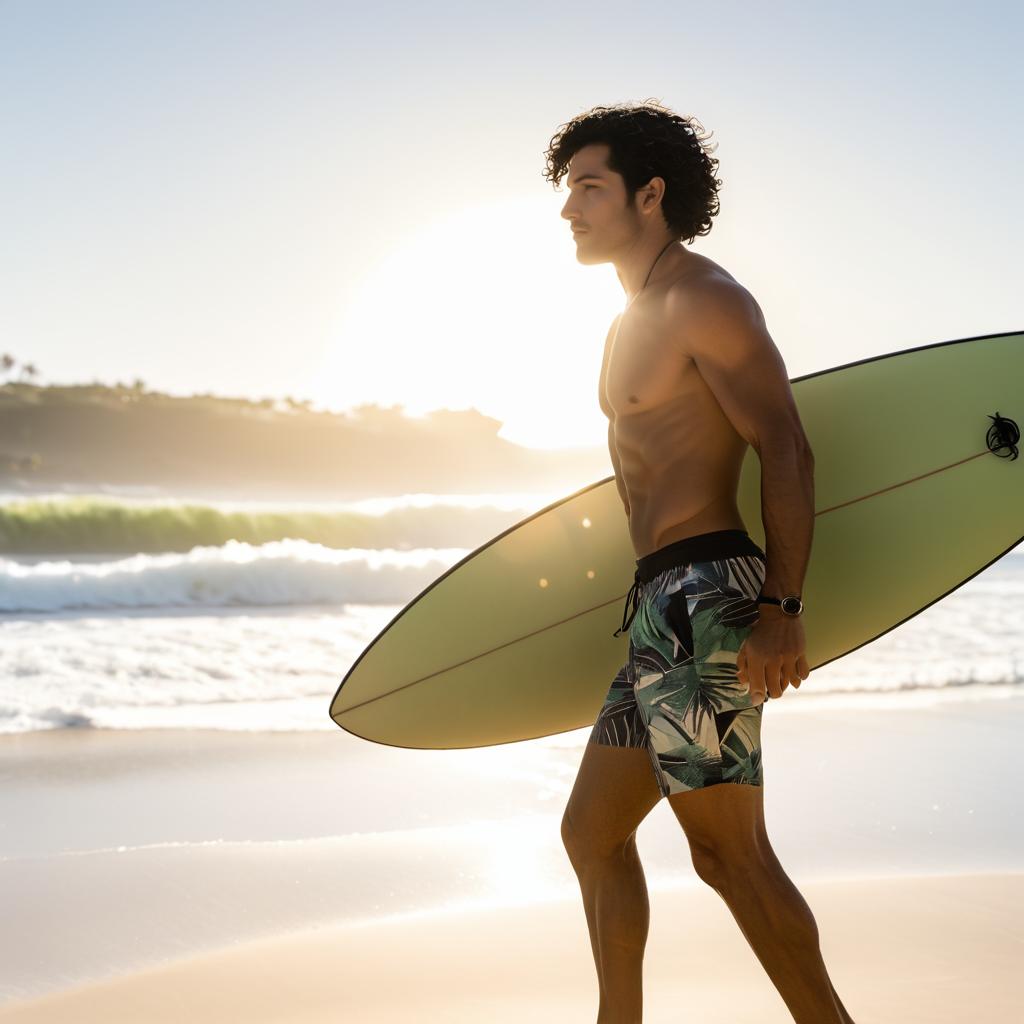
[[1, 1, 1021, 450]]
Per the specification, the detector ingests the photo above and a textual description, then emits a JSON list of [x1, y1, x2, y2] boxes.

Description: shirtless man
[[544, 103, 856, 1023]]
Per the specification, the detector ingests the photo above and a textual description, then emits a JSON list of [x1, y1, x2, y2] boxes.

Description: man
[[545, 102, 856, 1023]]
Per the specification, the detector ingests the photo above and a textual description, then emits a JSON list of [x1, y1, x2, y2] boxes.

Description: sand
[[0, 870, 1019, 1022], [3, 698, 1023, 1022]]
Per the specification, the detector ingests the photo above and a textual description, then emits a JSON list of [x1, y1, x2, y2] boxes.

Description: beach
[[4, 0, 1022, 1015], [2, 695, 1022, 1021], [0, 872, 1019, 1023]]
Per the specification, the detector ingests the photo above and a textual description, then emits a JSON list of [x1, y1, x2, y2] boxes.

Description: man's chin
[[573, 246, 606, 266]]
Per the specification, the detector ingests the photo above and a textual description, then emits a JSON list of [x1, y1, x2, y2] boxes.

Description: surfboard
[[329, 329, 1023, 750]]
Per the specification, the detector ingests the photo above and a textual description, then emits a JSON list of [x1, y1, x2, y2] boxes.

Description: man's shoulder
[[664, 263, 771, 363], [666, 262, 757, 318]]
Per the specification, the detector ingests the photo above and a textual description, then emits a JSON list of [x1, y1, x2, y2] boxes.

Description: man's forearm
[[758, 440, 815, 598]]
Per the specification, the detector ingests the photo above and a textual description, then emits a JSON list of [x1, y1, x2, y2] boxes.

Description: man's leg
[[562, 739, 663, 1023], [667, 782, 857, 1024]]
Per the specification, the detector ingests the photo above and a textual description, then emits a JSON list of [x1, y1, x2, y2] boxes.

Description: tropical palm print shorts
[[589, 529, 768, 798]]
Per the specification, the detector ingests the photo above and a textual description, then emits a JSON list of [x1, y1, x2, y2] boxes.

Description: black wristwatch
[[757, 594, 804, 616]]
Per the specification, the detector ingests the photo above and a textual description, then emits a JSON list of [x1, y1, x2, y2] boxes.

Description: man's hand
[[737, 606, 810, 702]]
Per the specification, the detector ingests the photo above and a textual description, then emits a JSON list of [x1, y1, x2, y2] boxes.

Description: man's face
[[560, 143, 637, 264]]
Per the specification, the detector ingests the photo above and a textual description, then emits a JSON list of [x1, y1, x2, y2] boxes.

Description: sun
[[308, 195, 622, 450]]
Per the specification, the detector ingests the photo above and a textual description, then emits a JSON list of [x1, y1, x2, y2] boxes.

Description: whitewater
[[1, 492, 1022, 734]]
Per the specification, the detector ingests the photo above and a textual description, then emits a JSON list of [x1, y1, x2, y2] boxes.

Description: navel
[[628, 394, 639, 404]]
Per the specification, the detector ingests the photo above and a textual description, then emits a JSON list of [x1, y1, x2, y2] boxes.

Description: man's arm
[[669, 280, 814, 599], [608, 421, 630, 518]]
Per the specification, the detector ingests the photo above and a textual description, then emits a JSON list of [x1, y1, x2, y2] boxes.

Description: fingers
[[739, 648, 811, 702], [737, 647, 758, 701], [797, 653, 811, 681], [747, 655, 770, 704], [756, 661, 801, 700], [782, 655, 811, 690]]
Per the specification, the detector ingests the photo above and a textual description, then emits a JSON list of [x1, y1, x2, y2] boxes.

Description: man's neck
[[616, 236, 685, 307]]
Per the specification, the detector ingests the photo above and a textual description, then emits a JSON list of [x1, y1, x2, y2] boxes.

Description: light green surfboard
[[330, 330, 1023, 750]]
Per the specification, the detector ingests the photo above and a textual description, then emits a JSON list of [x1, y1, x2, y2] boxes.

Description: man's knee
[[560, 810, 578, 855], [561, 809, 634, 865], [669, 782, 770, 884], [688, 828, 776, 891]]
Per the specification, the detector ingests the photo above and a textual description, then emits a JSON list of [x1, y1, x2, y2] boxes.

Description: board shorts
[[588, 529, 768, 798]]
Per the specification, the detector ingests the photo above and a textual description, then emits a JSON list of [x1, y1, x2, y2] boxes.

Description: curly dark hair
[[542, 99, 722, 244]]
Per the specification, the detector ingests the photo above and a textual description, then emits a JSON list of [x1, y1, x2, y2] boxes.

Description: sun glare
[[310, 196, 621, 450]]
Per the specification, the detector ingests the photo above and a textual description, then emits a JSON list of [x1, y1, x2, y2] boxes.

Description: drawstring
[[613, 569, 642, 638]]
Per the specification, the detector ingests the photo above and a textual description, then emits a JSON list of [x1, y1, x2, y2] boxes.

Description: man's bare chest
[[600, 318, 701, 421]]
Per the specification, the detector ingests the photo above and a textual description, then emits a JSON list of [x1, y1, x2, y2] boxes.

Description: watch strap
[[757, 593, 804, 615]]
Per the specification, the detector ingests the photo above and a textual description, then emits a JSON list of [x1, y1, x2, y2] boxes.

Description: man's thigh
[[563, 739, 663, 855], [667, 779, 768, 858]]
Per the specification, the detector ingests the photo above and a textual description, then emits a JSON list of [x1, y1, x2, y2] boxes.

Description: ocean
[[1, 489, 1022, 735]]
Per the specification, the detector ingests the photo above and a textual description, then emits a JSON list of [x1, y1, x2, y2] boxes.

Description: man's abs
[[611, 405, 749, 559]]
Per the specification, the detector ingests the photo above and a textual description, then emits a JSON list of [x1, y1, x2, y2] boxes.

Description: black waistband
[[635, 529, 765, 585], [613, 529, 765, 638]]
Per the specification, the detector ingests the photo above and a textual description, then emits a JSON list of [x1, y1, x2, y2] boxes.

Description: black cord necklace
[[625, 237, 678, 311]]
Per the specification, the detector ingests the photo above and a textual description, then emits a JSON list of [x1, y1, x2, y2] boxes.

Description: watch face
[[782, 597, 802, 615]]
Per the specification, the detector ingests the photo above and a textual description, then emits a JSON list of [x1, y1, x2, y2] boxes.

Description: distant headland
[[0, 376, 609, 501]]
